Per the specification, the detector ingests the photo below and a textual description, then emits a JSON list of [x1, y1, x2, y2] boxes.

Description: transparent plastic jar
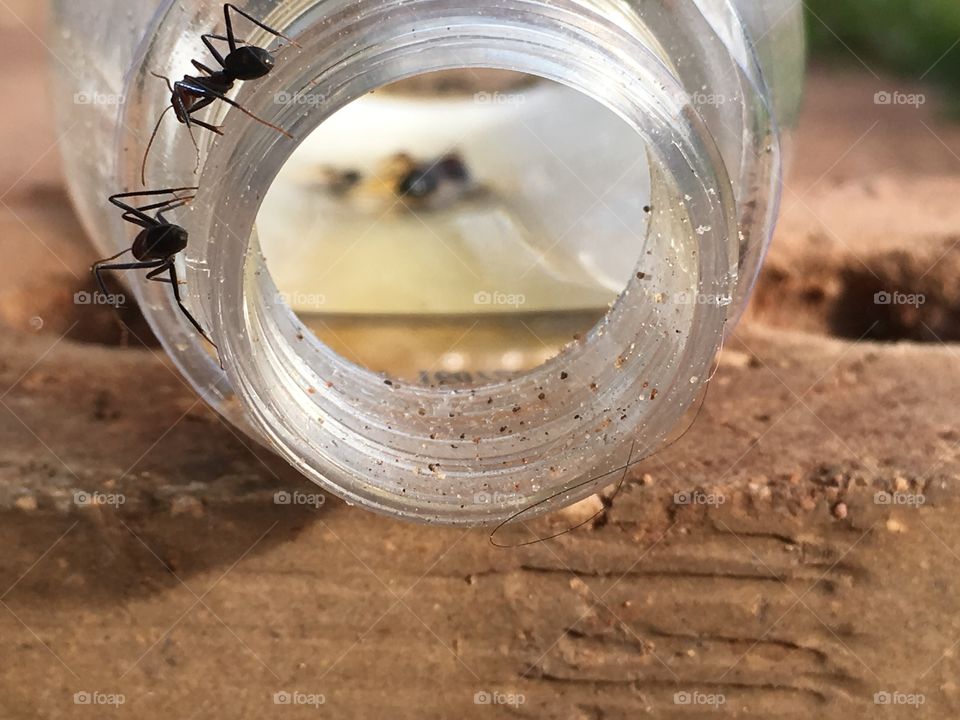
[[50, 0, 805, 525]]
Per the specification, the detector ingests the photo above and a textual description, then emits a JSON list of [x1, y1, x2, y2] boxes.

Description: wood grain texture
[[0, 11, 959, 718]]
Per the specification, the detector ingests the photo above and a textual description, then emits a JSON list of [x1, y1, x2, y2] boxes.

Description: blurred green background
[[806, 1, 960, 93]]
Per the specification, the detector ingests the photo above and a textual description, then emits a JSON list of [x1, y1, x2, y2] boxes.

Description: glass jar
[[50, 0, 805, 525]]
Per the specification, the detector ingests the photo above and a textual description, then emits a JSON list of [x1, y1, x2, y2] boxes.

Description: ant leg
[[163, 87, 206, 174], [110, 188, 198, 208], [187, 117, 225, 136], [223, 3, 238, 53], [123, 195, 196, 227], [141, 73, 186, 185], [119, 213, 154, 230], [200, 34, 227, 67], [109, 188, 199, 225], [224, 3, 299, 48], [109, 187, 199, 201], [192, 59, 217, 76], [155, 262, 221, 356], [155, 197, 195, 225], [143, 72, 203, 184], [168, 83, 214, 145], [153, 194, 197, 224], [95, 260, 165, 273], [189, 96, 218, 114], [179, 106, 225, 175], [91, 249, 133, 297], [200, 34, 249, 68], [182, 95, 226, 136], [205, 32, 248, 45], [145, 264, 177, 284], [93, 259, 165, 305], [122, 195, 196, 227], [176, 78, 293, 138]]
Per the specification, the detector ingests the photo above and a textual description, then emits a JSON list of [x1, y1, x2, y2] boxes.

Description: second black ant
[[93, 187, 219, 358], [141, 3, 300, 185]]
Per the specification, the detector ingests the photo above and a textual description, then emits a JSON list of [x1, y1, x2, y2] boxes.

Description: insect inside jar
[[306, 151, 487, 212], [141, 2, 299, 185], [254, 75, 656, 382]]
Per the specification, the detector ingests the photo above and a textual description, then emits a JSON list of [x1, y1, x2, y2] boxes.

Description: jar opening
[[257, 69, 655, 385]]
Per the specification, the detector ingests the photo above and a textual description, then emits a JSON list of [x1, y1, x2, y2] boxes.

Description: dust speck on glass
[[51, 0, 805, 525]]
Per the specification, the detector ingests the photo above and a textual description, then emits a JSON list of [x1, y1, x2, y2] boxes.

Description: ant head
[[133, 224, 189, 261], [225, 46, 275, 80]]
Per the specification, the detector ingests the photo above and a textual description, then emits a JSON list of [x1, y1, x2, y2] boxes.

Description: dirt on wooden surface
[[1, 5, 960, 717]]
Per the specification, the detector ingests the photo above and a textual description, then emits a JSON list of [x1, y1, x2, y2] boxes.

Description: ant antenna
[[489, 356, 719, 548], [490, 441, 639, 549], [706, 326, 728, 384], [141, 105, 173, 187], [143, 73, 206, 185]]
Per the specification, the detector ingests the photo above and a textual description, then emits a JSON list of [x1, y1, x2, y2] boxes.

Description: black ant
[[392, 152, 475, 212], [93, 188, 219, 356], [141, 3, 299, 185], [396, 153, 471, 200]]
